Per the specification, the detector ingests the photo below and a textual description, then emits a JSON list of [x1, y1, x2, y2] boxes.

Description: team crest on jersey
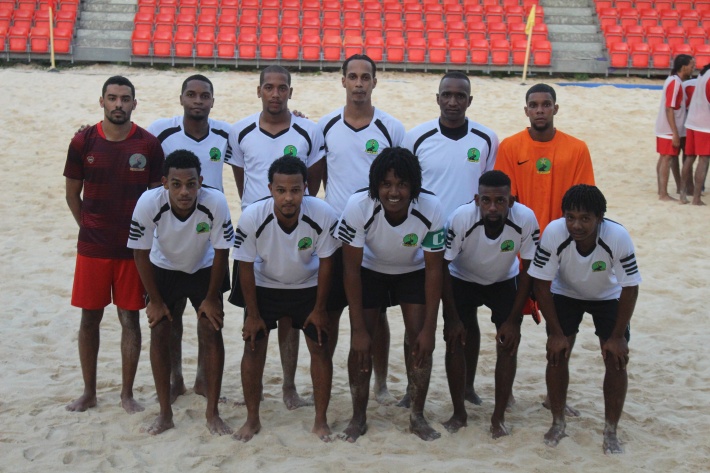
[[592, 261, 606, 272], [87, 156, 95, 164], [467, 148, 480, 163], [501, 240, 515, 252], [284, 145, 298, 157], [403, 233, 418, 247], [129, 154, 147, 171], [536, 157, 552, 174], [298, 237, 313, 250], [196, 222, 210, 234], [365, 139, 380, 154], [209, 147, 221, 162]]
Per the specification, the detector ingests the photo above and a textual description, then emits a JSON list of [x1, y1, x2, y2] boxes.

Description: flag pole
[[521, 4, 536, 85], [48, 3, 58, 72]]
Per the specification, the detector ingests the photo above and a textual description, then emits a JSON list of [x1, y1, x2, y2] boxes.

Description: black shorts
[[326, 247, 348, 312], [445, 276, 522, 330], [548, 294, 630, 342], [150, 264, 230, 312], [360, 267, 426, 309]]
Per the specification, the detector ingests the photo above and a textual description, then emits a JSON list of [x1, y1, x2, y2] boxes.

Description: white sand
[[1, 64, 708, 472]]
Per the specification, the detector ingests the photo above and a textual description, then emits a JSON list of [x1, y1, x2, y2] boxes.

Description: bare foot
[[232, 418, 261, 442], [603, 429, 624, 454], [120, 396, 145, 414], [170, 381, 187, 404], [312, 422, 333, 443], [410, 414, 440, 441], [490, 420, 510, 439], [338, 419, 367, 443], [142, 415, 174, 435], [543, 422, 567, 447], [374, 387, 398, 406], [193, 378, 206, 397], [506, 392, 516, 413], [465, 388, 482, 405], [542, 397, 580, 417], [65, 393, 96, 412], [283, 388, 313, 410], [659, 194, 677, 201], [692, 199, 706, 205], [679, 192, 689, 204], [442, 413, 467, 433], [206, 416, 233, 436], [396, 392, 411, 408]]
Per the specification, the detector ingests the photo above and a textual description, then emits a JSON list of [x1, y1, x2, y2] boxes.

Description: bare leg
[[197, 316, 231, 435], [671, 154, 681, 194], [658, 155, 678, 201], [692, 156, 709, 205], [544, 335, 576, 447], [680, 155, 697, 204], [305, 336, 333, 442], [490, 342, 517, 439], [326, 308, 343, 358], [373, 309, 396, 405], [66, 309, 103, 412], [602, 343, 628, 454], [543, 336, 580, 417], [396, 331, 413, 408], [117, 308, 144, 414], [442, 337, 467, 433], [464, 308, 482, 405], [279, 318, 312, 410], [144, 316, 174, 435], [233, 334, 268, 442]]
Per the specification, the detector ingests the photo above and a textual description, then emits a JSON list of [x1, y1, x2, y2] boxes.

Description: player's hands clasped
[[146, 300, 172, 328], [602, 336, 629, 371], [198, 297, 224, 331], [546, 333, 571, 367]]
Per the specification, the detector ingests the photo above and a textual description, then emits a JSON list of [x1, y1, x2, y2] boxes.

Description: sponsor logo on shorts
[[284, 145, 298, 157], [209, 147, 221, 162], [592, 261, 606, 272], [196, 222, 210, 234], [365, 139, 379, 154], [129, 153, 147, 171], [467, 148, 481, 163], [87, 156, 95, 164], [298, 237, 313, 250], [403, 233, 418, 247], [501, 240, 515, 252], [536, 157, 551, 174]]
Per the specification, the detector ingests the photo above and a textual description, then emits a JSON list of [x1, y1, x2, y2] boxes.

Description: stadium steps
[[73, 0, 135, 62]]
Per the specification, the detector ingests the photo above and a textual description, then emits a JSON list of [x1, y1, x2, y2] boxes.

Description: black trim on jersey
[[445, 228, 456, 249], [410, 208, 432, 229], [597, 238, 613, 260], [374, 119, 393, 147], [343, 119, 370, 133], [532, 229, 541, 243], [224, 142, 233, 163], [355, 187, 369, 193], [322, 114, 342, 138], [156, 126, 182, 143], [238, 123, 257, 144], [620, 253, 639, 275], [420, 188, 435, 196], [223, 220, 235, 241], [202, 184, 219, 190], [292, 123, 313, 156], [504, 218, 522, 235], [338, 219, 356, 243], [329, 220, 338, 237], [234, 227, 247, 249], [197, 204, 214, 222], [259, 126, 289, 139], [556, 236, 574, 256], [533, 246, 551, 268], [211, 128, 229, 140], [301, 214, 323, 235], [465, 219, 484, 238], [470, 127, 493, 161], [153, 203, 171, 223], [184, 131, 208, 143], [255, 214, 275, 238], [254, 195, 272, 204], [412, 129, 438, 156], [364, 205, 382, 230], [128, 220, 145, 240]]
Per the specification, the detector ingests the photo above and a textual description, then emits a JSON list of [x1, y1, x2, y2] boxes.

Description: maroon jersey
[[64, 122, 165, 259]]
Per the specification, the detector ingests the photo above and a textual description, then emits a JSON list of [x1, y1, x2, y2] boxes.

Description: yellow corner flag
[[525, 5, 536, 35]]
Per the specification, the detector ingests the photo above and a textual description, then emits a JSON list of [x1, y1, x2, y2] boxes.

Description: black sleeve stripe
[[255, 213, 275, 239], [197, 204, 214, 222], [341, 219, 356, 234], [292, 123, 313, 157], [301, 214, 323, 235], [620, 253, 636, 263], [374, 118, 393, 148], [329, 221, 338, 236], [464, 219, 484, 238], [364, 205, 382, 231], [153, 203, 171, 223], [224, 141, 233, 163], [355, 187, 369, 193], [412, 129, 438, 156], [223, 220, 235, 240], [536, 246, 551, 257], [156, 125, 181, 143], [410, 208, 432, 229], [233, 226, 247, 249], [598, 238, 613, 260], [504, 218, 522, 235], [420, 188, 435, 196], [322, 114, 342, 138], [236, 228, 247, 239], [470, 127, 493, 161], [533, 247, 550, 268], [556, 236, 573, 256], [238, 122, 257, 144], [211, 127, 229, 140]]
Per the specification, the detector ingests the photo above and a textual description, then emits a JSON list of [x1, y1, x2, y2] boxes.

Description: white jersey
[[336, 189, 446, 274], [685, 71, 710, 133], [127, 186, 234, 274], [147, 116, 232, 191], [655, 75, 687, 138], [226, 113, 325, 208], [445, 201, 540, 285], [527, 218, 642, 301], [233, 196, 340, 289], [318, 107, 406, 213], [403, 118, 499, 218]]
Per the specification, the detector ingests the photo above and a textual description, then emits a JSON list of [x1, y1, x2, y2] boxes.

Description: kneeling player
[[129, 150, 234, 435], [230, 155, 339, 443], [442, 170, 540, 438], [337, 147, 445, 442], [528, 184, 641, 453]]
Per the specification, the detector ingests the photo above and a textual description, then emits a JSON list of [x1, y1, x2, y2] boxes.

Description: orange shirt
[[495, 128, 595, 233]]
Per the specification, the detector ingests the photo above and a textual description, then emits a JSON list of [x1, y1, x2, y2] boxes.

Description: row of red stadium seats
[[595, 0, 710, 11], [599, 7, 710, 28], [0, 7, 75, 30], [608, 41, 710, 68], [603, 24, 710, 48], [0, 24, 71, 52]]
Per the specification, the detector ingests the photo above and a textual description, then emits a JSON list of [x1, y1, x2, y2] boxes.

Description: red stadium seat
[[364, 35, 384, 61], [134, 12, 154, 32], [322, 17, 341, 38], [216, 31, 236, 57], [195, 31, 214, 57], [651, 43, 671, 69], [218, 13, 237, 30], [363, 2, 382, 21], [488, 22, 508, 42], [405, 19, 424, 39], [619, 8, 639, 27], [532, 24, 548, 43], [136, 0, 155, 14], [385, 35, 405, 62], [665, 26, 686, 47], [154, 12, 175, 34], [279, 34, 299, 60], [302, 17, 320, 38], [485, 4, 504, 24], [302, 0, 320, 20], [446, 21, 466, 40], [490, 39, 510, 65], [302, 35, 321, 61], [444, 3, 463, 23], [344, 18, 362, 38], [464, 4, 484, 24], [157, 0, 177, 16], [623, 25, 644, 46], [238, 14, 257, 36], [323, 0, 342, 20], [407, 36, 426, 62], [688, 27, 707, 48], [654, 0, 672, 9], [512, 39, 528, 65], [672, 43, 693, 56], [680, 10, 700, 29], [385, 19, 404, 38], [630, 42, 650, 68], [53, 26, 72, 53], [196, 13, 215, 36], [645, 25, 665, 47], [12, 9, 33, 30], [175, 13, 196, 33], [533, 39, 552, 66], [694, 44, 710, 68], [425, 20, 445, 40], [599, 8, 619, 28], [428, 37, 447, 63], [29, 25, 49, 52], [261, 0, 280, 18], [364, 18, 383, 38], [259, 33, 278, 60], [238, 0, 258, 18], [639, 9, 658, 28], [614, 0, 633, 9], [675, 0, 693, 12], [344, 35, 363, 59], [179, 0, 198, 16], [469, 38, 489, 64], [635, 0, 653, 9], [659, 10, 679, 28], [343, 1, 363, 21], [604, 24, 624, 48], [0, 8, 11, 31], [608, 42, 629, 68], [131, 29, 151, 56], [424, 3, 443, 23], [279, 16, 299, 38], [260, 15, 278, 37], [281, 0, 300, 18], [449, 37, 468, 63], [323, 35, 342, 61], [505, 5, 525, 24], [55, 10, 77, 32], [173, 30, 194, 57], [152, 29, 172, 56], [697, 0, 710, 12], [8, 25, 28, 52], [384, 1, 402, 22], [237, 33, 256, 59], [403, 2, 422, 22]]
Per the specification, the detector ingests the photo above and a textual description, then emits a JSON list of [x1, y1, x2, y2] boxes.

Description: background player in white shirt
[[128, 150, 234, 436], [441, 170, 539, 438], [318, 54, 406, 405], [230, 156, 339, 443], [528, 185, 641, 453], [336, 147, 445, 442], [403, 71, 499, 407], [227, 65, 326, 410]]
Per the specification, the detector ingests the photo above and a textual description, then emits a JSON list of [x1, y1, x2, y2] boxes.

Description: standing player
[[654, 55, 695, 201], [337, 147, 445, 442], [128, 150, 233, 436], [441, 170, 539, 437], [147, 74, 233, 403], [64, 76, 164, 413], [528, 185, 641, 453], [230, 156, 339, 442], [403, 71, 499, 407], [682, 64, 710, 206], [318, 54, 406, 404], [226, 65, 326, 410], [680, 70, 698, 204]]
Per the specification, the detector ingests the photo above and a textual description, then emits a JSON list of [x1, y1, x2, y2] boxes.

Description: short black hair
[[368, 147, 422, 202], [260, 65, 291, 86], [342, 54, 377, 78], [102, 76, 135, 98], [163, 149, 201, 177], [268, 155, 307, 184], [440, 71, 470, 88], [525, 83, 556, 103], [181, 74, 213, 94], [671, 54, 694, 75], [700, 63, 710, 76], [561, 184, 607, 217], [479, 170, 511, 189]]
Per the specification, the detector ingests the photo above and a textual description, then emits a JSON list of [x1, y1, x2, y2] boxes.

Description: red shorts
[[71, 254, 146, 310], [656, 136, 681, 157], [685, 129, 710, 156]]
